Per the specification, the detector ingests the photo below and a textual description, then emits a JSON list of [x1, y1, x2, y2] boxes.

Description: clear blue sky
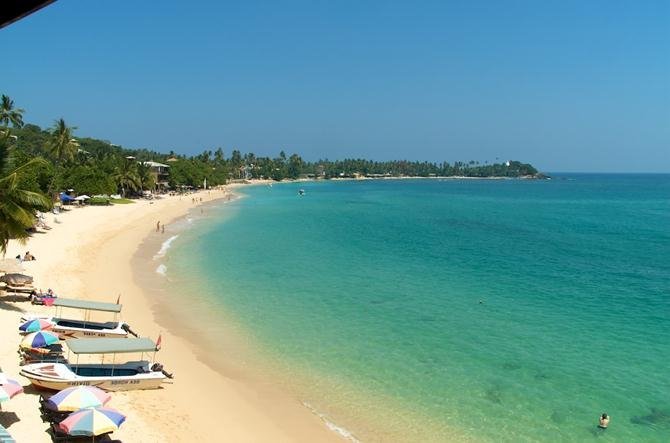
[[2, 0, 669, 172]]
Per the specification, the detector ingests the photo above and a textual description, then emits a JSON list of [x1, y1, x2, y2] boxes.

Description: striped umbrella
[[19, 318, 54, 333], [46, 386, 112, 412], [20, 331, 60, 349], [58, 407, 126, 436], [0, 378, 24, 403]]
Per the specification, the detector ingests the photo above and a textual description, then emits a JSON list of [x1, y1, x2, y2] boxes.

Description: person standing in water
[[598, 413, 610, 429]]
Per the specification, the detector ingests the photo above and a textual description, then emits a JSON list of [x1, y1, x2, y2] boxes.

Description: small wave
[[302, 402, 360, 442], [156, 264, 167, 276], [187, 218, 194, 224], [154, 235, 179, 259]]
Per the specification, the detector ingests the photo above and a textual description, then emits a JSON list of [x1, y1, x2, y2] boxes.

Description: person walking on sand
[[161, 224, 165, 234], [598, 413, 610, 429], [156, 221, 160, 232]]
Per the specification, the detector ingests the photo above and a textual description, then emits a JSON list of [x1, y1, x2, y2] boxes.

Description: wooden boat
[[20, 337, 169, 391], [21, 298, 137, 339]]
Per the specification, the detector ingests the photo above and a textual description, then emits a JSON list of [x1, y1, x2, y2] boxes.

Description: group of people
[[155, 221, 165, 233], [16, 251, 36, 261], [29, 288, 56, 304]]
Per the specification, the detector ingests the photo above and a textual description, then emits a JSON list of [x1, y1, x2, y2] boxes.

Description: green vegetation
[[0, 95, 51, 254], [87, 196, 111, 206]]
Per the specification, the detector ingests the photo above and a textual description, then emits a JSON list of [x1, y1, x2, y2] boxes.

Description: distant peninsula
[[11, 122, 544, 191]]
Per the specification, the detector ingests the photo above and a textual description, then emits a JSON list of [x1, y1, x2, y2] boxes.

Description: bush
[[88, 197, 111, 206]]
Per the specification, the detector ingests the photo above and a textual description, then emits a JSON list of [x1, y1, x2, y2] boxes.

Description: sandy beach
[[0, 187, 343, 442]]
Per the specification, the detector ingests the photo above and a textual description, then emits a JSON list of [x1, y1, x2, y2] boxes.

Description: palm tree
[[114, 158, 140, 197], [0, 95, 24, 128], [48, 118, 79, 164], [0, 131, 50, 255], [137, 161, 155, 192]]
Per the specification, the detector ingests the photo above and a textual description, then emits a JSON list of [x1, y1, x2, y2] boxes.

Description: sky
[[1, 0, 669, 172]]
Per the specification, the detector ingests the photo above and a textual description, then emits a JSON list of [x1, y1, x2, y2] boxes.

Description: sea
[[154, 174, 670, 442]]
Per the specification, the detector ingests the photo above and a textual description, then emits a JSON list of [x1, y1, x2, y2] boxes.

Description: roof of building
[[65, 337, 157, 354], [1, 0, 56, 29], [142, 161, 170, 168], [53, 298, 122, 313]]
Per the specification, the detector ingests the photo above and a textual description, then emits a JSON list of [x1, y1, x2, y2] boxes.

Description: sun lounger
[[42, 408, 70, 425], [20, 344, 66, 365], [6, 285, 35, 293], [49, 423, 113, 442], [38, 395, 70, 424], [0, 424, 16, 443]]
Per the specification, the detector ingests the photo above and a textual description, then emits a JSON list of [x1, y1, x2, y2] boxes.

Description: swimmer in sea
[[598, 413, 610, 429]]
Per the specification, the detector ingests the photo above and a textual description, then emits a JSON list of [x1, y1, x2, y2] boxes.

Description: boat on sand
[[20, 337, 170, 391], [21, 298, 137, 339]]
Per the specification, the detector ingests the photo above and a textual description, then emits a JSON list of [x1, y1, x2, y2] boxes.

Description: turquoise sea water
[[163, 175, 669, 442]]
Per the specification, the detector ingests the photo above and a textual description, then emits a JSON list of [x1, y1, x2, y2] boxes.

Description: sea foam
[[154, 235, 179, 259], [302, 402, 360, 442], [155, 264, 167, 276]]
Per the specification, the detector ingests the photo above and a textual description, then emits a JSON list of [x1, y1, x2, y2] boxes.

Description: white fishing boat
[[21, 298, 136, 339], [20, 337, 171, 391]]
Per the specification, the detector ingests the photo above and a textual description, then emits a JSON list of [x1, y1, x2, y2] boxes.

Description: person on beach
[[156, 221, 160, 232], [24, 251, 36, 261], [599, 413, 610, 429], [161, 224, 165, 234]]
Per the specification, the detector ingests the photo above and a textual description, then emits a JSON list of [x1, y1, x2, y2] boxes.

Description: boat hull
[[25, 375, 165, 391], [20, 362, 165, 392], [52, 326, 128, 340], [20, 315, 129, 339]]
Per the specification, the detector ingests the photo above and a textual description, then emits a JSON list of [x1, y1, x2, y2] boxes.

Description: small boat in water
[[20, 337, 170, 391], [21, 298, 137, 339]]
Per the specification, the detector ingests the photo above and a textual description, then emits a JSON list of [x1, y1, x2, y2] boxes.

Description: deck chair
[[49, 423, 112, 442]]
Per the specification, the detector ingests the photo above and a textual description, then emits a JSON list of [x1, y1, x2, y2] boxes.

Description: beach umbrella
[[19, 318, 54, 333], [0, 273, 33, 285], [0, 378, 23, 403], [46, 386, 112, 412], [58, 407, 126, 436], [20, 331, 60, 349], [59, 193, 75, 203], [0, 258, 24, 273]]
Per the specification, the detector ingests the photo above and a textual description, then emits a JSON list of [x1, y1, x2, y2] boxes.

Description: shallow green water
[[163, 175, 670, 442]]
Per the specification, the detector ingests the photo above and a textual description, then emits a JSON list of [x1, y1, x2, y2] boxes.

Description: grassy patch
[[88, 197, 111, 206], [110, 198, 135, 204]]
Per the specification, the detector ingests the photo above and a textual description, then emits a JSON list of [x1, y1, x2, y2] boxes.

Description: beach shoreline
[[0, 183, 343, 442]]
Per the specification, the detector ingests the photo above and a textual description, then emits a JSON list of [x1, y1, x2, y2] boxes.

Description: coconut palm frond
[[9, 156, 49, 176], [12, 190, 50, 209], [0, 170, 19, 191], [49, 118, 79, 163], [0, 108, 51, 254], [0, 94, 25, 128], [0, 199, 38, 227]]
